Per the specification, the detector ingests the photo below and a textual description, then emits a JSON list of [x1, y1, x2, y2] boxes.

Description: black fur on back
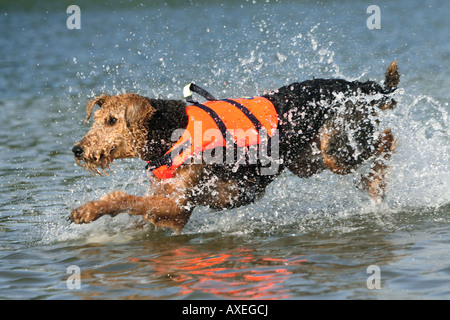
[[264, 79, 387, 165]]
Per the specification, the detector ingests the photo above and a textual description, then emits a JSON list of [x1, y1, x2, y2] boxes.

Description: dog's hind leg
[[319, 122, 351, 175], [287, 137, 326, 178], [319, 103, 375, 175], [359, 128, 396, 200]]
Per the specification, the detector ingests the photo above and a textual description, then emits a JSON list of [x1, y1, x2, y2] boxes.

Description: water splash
[[39, 4, 449, 242]]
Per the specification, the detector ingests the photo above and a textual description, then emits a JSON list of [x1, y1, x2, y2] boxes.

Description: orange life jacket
[[147, 96, 278, 179]]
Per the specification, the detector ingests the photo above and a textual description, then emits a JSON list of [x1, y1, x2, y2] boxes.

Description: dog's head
[[72, 93, 157, 175]]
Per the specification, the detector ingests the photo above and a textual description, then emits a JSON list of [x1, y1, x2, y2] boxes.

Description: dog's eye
[[108, 117, 118, 125]]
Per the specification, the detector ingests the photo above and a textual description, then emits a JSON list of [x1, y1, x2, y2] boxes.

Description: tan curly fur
[[74, 93, 155, 175]]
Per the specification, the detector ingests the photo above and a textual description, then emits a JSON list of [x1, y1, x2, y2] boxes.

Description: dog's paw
[[358, 168, 387, 201], [70, 202, 103, 224]]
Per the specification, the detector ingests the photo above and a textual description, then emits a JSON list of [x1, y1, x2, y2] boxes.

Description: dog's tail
[[384, 60, 400, 93], [375, 61, 400, 111]]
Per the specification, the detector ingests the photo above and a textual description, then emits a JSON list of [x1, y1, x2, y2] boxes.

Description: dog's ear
[[85, 95, 109, 124], [124, 97, 157, 129]]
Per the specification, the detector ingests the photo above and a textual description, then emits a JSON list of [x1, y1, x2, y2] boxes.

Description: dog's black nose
[[72, 145, 84, 158]]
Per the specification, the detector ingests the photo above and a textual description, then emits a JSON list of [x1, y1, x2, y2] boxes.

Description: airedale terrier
[[70, 61, 399, 233]]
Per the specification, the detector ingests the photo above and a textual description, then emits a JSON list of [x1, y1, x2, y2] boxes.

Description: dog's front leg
[[69, 191, 193, 233], [70, 190, 142, 224], [70, 165, 203, 233]]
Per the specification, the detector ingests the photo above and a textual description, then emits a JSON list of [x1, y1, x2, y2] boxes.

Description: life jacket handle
[[183, 83, 217, 104]]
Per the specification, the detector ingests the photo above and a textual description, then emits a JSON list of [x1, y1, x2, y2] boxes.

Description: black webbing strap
[[193, 103, 229, 142], [184, 83, 217, 104], [221, 99, 263, 134], [145, 139, 192, 170]]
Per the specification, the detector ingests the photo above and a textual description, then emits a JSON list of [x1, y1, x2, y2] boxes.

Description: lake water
[[0, 0, 449, 300]]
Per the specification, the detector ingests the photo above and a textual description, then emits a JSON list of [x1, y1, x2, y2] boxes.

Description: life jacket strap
[[146, 139, 192, 173], [221, 99, 263, 134], [183, 83, 217, 104], [192, 103, 229, 142], [145, 155, 171, 171]]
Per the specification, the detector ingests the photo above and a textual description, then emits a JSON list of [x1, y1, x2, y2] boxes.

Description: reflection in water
[[69, 227, 404, 300], [129, 247, 306, 299]]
